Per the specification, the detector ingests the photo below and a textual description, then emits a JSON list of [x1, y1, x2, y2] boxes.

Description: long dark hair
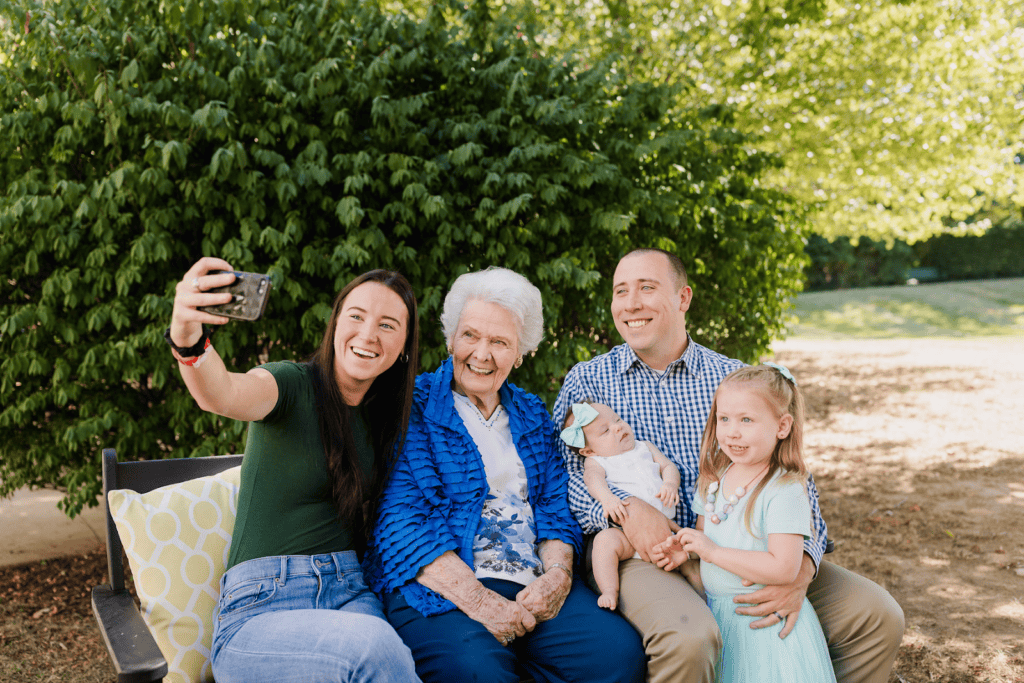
[[305, 270, 419, 546]]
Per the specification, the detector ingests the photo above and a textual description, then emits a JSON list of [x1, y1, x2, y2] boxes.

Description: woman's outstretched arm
[[169, 257, 278, 422]]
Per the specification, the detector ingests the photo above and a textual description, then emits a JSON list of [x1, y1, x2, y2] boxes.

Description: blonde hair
[[697, 365, 808, 538]]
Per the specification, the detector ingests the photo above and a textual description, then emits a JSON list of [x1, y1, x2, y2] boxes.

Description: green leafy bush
[[0, 0, 807, 515]]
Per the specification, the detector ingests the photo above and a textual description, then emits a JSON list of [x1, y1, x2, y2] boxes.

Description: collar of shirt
[[419, 357, 544, 437], [614, 336, 704, 379]]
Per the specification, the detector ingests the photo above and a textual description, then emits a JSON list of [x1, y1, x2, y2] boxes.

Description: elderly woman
[[367, 268, 645, 683]]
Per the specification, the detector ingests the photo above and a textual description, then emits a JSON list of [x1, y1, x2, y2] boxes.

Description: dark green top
[[226, 361, 375, 569]]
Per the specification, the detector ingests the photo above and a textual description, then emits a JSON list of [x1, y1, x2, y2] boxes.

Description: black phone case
[[198, 271, 272, 321]]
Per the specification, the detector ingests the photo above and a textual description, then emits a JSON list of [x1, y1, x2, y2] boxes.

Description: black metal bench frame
[[91, 448, 243, 683]]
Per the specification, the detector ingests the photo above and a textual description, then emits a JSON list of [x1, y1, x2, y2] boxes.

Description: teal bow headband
[[763, 362, 797, 386], [559, 403, 599, 449]]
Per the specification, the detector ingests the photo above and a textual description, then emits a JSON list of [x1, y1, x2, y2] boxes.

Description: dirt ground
[[773, 336, 1024, 683], [1, 336, 1022, 681], [0, 549, 115, 683]]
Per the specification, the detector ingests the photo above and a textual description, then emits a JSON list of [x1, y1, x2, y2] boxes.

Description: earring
[[514, 356, 523, 369], [399, 352, 409, 363]]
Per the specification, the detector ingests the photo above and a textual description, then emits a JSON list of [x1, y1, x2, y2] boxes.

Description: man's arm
[[732, 553, 815, 639], [804, 474, 828, 568]]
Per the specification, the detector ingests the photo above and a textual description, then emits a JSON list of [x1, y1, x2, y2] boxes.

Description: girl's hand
[[675, 527, 718, 562], [656, 482, 680, 509], [169, 257, 237, 347]]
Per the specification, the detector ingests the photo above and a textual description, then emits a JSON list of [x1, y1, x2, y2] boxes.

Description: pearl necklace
[[704, 463, 769, 524]]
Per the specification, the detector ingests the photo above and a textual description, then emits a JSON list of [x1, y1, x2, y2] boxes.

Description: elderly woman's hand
[[466, 589, 537, 644], [417, 552, 537, 645], [515, 568, 572, 623]]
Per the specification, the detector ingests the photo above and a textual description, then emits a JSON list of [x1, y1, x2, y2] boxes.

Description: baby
[[561, 402, 695, 609]]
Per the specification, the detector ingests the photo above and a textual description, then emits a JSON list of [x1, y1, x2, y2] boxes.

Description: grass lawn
[[786, 277, 1024, 338]]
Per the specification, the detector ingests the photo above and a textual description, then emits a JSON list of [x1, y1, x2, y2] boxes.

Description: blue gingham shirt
[[553, 339, 828, 568]]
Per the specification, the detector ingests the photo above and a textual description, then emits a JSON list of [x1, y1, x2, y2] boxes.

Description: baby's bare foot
[[597, 593, 618, 610]]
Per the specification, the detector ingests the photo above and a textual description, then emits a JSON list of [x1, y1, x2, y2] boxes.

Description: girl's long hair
[[305, 270, 419, 549], [697, 365, 808, 537]]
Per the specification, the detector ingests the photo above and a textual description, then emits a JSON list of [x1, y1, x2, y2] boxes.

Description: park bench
[[907, 266, 940, 283], [90, 448, 537, 683], [92, 448, 242, 683]]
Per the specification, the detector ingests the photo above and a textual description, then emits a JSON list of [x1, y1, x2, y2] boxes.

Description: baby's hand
[[601, 497, 628, 525], [652, 532, 688, 571], [656, 483, 679, 509]]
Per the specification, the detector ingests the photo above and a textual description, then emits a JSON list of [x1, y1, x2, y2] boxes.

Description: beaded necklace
[[704, 462, 769, 525]]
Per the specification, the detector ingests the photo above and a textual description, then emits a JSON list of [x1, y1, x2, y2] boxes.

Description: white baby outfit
[[598, 442, 675, 519]]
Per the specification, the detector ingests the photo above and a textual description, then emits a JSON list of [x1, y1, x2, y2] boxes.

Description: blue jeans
[[212, 552, 420, 683], [385, 577, 645, 683]]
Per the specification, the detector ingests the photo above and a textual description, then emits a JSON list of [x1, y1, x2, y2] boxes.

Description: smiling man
[[554, 248, 904, 683]]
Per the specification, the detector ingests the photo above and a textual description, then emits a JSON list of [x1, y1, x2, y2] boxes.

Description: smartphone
[[198, 270, 273, 321]]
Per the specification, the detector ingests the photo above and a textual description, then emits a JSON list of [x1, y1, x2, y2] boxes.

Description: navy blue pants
[[384, 578, 645, 683]]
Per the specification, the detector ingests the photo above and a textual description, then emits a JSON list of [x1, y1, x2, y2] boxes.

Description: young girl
[[654, 364, 836, 683], [560, 402, 700, 609]]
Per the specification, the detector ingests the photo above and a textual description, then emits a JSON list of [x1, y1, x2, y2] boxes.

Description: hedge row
[[805, 219, 1024, 290]]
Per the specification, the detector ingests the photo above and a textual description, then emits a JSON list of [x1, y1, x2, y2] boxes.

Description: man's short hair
[[621, 248, 688, 288]]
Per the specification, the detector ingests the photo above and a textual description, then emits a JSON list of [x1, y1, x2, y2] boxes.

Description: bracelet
[[546, 563, 573, 581], [174, 337, 212, 367], [164, 325, 212, 358]]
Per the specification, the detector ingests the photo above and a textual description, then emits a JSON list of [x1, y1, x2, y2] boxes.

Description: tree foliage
[[449, 0, 1024, 242], [0, 0, 806, 515]]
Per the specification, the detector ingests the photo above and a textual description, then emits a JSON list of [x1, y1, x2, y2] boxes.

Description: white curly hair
[[440, 267, 544, 354]]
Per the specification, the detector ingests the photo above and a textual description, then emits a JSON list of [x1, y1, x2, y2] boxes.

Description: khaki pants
[[591, 558, 904, 683]]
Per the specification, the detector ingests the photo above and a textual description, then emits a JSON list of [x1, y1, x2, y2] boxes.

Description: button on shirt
[[553, 339, 829, 567]]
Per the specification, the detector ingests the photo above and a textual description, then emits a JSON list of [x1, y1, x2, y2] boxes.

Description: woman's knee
[[358, 616, 417, 663]]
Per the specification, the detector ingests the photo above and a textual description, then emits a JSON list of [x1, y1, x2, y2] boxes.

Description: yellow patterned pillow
[[108, 466, 241, 683]]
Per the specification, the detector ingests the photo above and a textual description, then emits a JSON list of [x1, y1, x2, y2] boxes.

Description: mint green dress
[[692, 469, 837, 683]]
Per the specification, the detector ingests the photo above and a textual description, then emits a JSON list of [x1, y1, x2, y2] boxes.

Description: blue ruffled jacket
[[366, 358, 583, 617]]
